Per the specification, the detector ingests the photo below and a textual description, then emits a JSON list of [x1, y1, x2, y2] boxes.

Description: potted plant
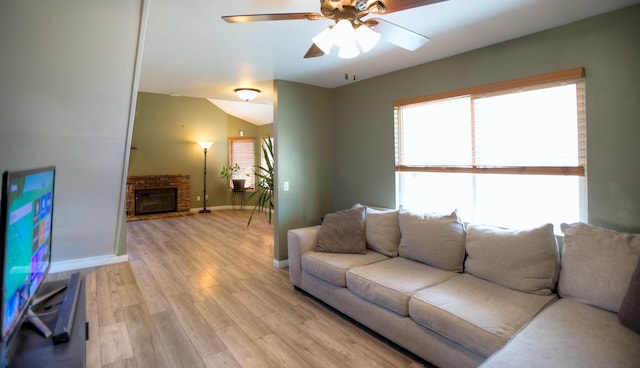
[[246, 137, 274, 226], [219, 163, 245, 190]]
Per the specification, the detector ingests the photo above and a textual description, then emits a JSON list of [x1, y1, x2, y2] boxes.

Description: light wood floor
[[59, 210, 426, 368]]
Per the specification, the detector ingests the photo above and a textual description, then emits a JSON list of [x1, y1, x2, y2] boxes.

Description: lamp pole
[[199, 142, 213, 213]]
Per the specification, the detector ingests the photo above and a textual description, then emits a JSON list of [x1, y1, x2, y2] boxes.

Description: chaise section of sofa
[[480, 298, 640, 368], [409, 274, 557, 358], [481, 222, 640, 368]]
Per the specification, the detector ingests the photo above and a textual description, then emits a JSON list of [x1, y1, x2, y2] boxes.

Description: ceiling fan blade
[[222, 13, 323, 23], [304, 43, 325, 58], [367, 18, 429, 51], [382, 0, 447, 14]]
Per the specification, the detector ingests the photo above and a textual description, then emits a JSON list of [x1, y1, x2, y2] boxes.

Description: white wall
[[0, 1, 145, 262]]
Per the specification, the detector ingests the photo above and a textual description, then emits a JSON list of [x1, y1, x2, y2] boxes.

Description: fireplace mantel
[[126, 174, 190, 219]]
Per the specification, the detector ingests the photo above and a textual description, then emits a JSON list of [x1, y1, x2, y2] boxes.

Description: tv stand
[[6, 275, 87, 368]]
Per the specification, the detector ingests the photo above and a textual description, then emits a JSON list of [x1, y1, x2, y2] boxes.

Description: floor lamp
[[198, 141, 213, 213]]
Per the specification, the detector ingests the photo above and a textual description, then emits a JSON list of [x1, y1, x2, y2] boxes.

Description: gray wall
[[274, 81, 335, 261], [331, 5, 640, 234], [0, 1, 145, 261]]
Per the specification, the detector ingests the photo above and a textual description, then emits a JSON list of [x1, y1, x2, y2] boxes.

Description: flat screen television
[[0, 166, 55, 346]]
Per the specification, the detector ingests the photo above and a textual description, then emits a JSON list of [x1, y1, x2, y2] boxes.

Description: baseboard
[[50, 254, 129, 274], [190, 205, 234, 212], [273, 258, 289, 269]]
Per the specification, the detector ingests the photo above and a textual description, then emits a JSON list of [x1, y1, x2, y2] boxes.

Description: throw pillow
[[465, 223, 559, 295], [316, 207, 367, 254], [558, 222, 640, 313], [398, 210, 466, 272], [352, 204, 401, 257], [619, 258, 640, 333]]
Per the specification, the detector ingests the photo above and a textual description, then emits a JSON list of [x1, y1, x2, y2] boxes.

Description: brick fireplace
[[126, 174, 190, 219]]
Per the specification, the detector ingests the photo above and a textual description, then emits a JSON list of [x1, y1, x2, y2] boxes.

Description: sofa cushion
[[301, 250, 388, 287], [409, 274, 557, 357], [398, 210, 466, 272], [316, 207, 366, 254], [364, 207, 401, 257], [346, 257, 458, 316], [465, 223, 559, 295], [480, 298, 640, 368], [559, 222, 640, 312], [618, 257, 640, 333]]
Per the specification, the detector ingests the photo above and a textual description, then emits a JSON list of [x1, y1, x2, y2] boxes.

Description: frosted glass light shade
[[338, 39, 360, 59], [356, 25, 380, 53], [234, 88, 260, 101], [333, 19, 356, 48], [312, 27, 334, 54]]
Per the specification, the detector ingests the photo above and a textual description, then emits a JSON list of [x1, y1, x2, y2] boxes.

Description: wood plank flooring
[[57, 210, 426, 367]]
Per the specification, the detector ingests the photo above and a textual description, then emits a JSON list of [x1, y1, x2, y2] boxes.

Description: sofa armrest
[[287, 225, 320, 287]]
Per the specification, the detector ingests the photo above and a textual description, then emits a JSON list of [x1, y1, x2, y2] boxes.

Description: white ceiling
[[138, 0, 640, 125]]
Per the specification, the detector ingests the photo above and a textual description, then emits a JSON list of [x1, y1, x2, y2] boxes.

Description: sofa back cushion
[[352, 204, 401, 257], [618, 258, 640, 333], [364, 207, 401, 257], [465, 223, 559, 295], [398, 210, 466, 272], [559, 222, 640, 312]]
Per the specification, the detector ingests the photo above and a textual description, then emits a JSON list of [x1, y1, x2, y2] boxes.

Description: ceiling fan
[[222, 0, 447, 59]]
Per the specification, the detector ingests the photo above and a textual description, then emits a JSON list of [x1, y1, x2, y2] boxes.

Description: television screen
[[0, 166, 55, 343]]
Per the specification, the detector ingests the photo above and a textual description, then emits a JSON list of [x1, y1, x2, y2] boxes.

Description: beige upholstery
[[301, 250, 388, 287], [481, 298, 640, 368], [409, 274, 557, 357], [465, 223, 559, 295], [363, 207, 401, 257], [346, 257, 458, 316], [288, 220, 640, 368], [398, 210, 466, 272], [559, 222, 640, 312]]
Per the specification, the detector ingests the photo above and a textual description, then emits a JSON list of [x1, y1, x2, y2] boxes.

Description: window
[[230, 138, 255, 188], [395, 68, 587, 230]]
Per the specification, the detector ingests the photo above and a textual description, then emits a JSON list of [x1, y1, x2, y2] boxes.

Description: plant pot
[[232, 179, 246, 191]]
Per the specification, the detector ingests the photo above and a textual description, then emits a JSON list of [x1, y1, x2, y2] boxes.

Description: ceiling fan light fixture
[[234, 88, 260, 101], [332, 19, 356, 47], [338, 39, 360, 59], [312, 26, 335, 54], [356, 25, 380, 53]]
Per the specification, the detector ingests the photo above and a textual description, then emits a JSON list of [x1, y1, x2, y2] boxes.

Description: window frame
[[393, 67, 587, 227]]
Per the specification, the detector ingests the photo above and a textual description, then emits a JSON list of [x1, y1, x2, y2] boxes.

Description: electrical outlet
[[205, 194, 209, 200], [197, 196, 200, 201], [284, 181, 290, 191]]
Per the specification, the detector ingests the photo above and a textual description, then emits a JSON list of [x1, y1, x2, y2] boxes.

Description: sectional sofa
[[287, 205, 640, 367]]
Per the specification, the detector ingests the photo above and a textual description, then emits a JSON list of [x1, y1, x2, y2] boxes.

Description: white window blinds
[[230, 138, 255, 188], [395, 68, 586, 176]]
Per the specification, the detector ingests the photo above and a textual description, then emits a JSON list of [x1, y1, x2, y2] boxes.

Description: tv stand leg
[[25, 309, 52, 338]]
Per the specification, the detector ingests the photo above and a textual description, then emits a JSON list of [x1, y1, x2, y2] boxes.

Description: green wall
[[130, 92, 273, 208], [330, 5, 640, 233], [274, 81, 335, 261]]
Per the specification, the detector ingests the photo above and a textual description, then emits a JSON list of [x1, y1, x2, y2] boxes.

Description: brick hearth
[[127, 174, 190, 219]]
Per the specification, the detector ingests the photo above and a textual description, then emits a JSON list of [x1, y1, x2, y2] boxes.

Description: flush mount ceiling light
[[234, 88, 261, 101]]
